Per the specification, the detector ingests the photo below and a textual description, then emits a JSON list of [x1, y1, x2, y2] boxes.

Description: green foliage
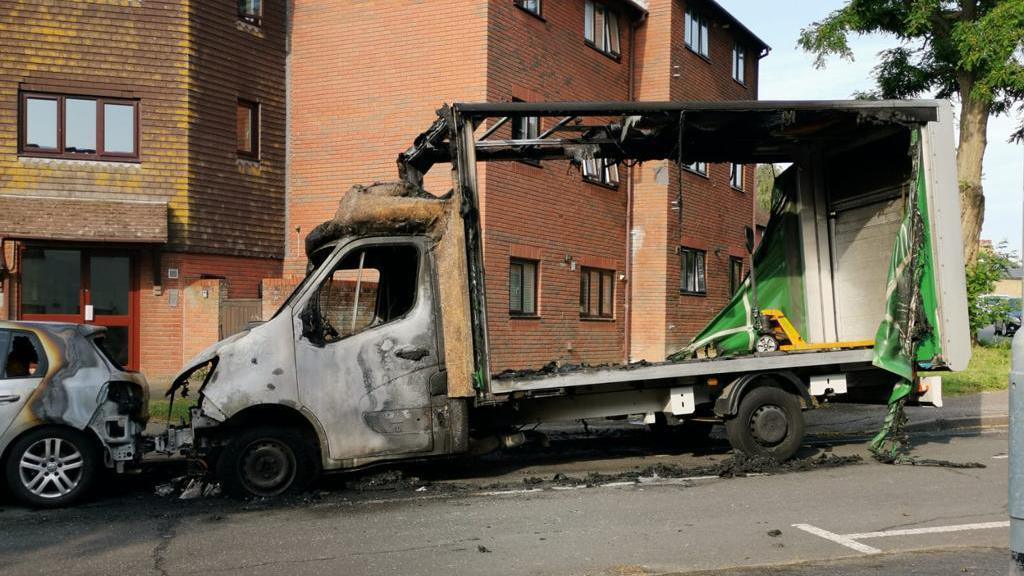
[[965, 242, 1017, 334], [928, 341, 1012, 395], [798, 0, 1024, 111], [755, 164, 776, 212]]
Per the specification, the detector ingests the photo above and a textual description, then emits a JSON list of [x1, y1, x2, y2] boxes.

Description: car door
[[294, 238, 442, 462], [0, 330, 49, 439]]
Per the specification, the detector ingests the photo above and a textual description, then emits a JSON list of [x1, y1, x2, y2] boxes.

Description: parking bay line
[[792, 520, 1010, 555]]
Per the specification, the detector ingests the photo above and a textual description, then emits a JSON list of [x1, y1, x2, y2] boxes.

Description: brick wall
[[287, 0, 490, 276], [140, 251, 281, 387]]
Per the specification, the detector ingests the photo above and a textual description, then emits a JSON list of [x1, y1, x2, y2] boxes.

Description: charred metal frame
[[396, 100, 940, 393]]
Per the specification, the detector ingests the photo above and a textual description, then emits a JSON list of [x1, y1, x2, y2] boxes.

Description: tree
[[798, 0, 1024, 265], [965, 241, 1017, 338], [755, 163, 776, 213]]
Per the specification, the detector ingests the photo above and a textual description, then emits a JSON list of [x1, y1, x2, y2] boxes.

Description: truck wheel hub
[[750, 405, 788, 445], [242, 441, 294, 492]]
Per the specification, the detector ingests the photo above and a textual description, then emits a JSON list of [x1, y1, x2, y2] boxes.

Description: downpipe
[[1011, 330, 1024, 574]]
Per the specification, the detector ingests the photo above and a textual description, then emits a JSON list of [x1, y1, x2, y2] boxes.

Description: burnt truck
[[158, 100, 969, 497]]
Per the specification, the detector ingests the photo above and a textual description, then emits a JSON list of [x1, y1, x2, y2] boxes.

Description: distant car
[[0, 322, 149, 507], [995, 310, 1021, 337]]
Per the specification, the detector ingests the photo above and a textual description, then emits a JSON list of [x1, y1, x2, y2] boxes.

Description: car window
[[2, 331, 47, 379], [303, 244, 419, 345]]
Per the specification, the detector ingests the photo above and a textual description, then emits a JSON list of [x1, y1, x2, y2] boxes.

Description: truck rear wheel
[[217, 427, 319, 498], [725, 386, 804, 461]]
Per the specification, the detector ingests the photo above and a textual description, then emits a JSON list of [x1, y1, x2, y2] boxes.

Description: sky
[[720, 0, 1024, 257]]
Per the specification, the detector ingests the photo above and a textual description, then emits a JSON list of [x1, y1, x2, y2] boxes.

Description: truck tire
[[724, 386, 804, 461], [4, 426, 100, 508], [217, 426, 319, 498]]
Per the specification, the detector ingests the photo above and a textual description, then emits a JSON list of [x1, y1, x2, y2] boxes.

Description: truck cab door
[[294, 238, 442, 463]]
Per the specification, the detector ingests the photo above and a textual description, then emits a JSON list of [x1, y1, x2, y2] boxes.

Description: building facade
[[287, 0, 766, 371], [0, 0, 286, 384]]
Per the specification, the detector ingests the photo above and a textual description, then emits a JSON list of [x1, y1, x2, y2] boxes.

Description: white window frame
[[517, 0, 541, 17], [582, 157, 620, 187], [584, 0, 621, 57], [680, 247, 707, 295], [732, 43, 746, 84], [685, 9, 709, 58], [683, 161, 708, 176], [730, 163, 744, 189]]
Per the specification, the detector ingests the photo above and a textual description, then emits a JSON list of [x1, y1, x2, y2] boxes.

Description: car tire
[[217, 426, 320, 498], [4, 426, 100, 508], [724, 386, 804, 462]]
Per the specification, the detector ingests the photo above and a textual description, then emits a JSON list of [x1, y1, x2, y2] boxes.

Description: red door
[[19, 246, 138, 369]]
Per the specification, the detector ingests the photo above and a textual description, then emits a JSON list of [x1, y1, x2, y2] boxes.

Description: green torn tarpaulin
[[668, 166, 807, 360]]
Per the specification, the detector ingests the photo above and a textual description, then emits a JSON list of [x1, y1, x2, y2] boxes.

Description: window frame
[[304, 243, 422, 345], [679, 247, 707, 296], [237, 98, 260, 161], [515, 0, 542, 18], [584, 0, 622, 59], [509, 258, 539, 318], [580, 266, 615, 319], [684, 9, 710, 59], [0, 330, 49, 380], [581, 157, 620, 188], [683, 161, 708, 177], [732, 42, 746, 84], [729, 256, 745, 295], [19, 91, 140, 162], [730, 163, 744, 190], [238, 0, 262, 26]]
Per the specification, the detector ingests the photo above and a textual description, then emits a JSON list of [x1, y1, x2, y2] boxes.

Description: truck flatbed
[[491, 348, 874, 394]]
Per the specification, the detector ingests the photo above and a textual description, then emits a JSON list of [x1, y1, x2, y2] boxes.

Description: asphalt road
[[0, 403, 1011, 576]]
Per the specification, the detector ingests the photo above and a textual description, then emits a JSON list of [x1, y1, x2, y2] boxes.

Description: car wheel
[[725, 386, 805, 462], [217, 427, 319, 498], [4, 427, 99, 508]]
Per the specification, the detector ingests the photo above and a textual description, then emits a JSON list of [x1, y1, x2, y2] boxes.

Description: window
[[20, 92, 138, 160], [582, 157, 620, 187], [730, 163, 744, 189], [516, 0, 541, 17], [683, 161, 708, 176], [584, 0, 621, 57], [680, 247, 706, 295], [580, 267, 614, 319], [237, 99, 259, 160], [511, 111, 540, 141], [729, 256, 745, 295], [685, 9, 709, 58], [238, 0, 261, 25], [509, 259, 538, 316], [1, 332, 47, 379], [304, 245, 419, 345], [732, 43, 746, 83]]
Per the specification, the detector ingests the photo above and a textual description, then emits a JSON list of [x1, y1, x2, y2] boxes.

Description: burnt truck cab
[[160, 182, 471, 495], [160, 101, 968, 498]]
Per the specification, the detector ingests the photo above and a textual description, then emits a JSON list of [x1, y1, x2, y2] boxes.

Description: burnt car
[[0, 321, 148, 507]]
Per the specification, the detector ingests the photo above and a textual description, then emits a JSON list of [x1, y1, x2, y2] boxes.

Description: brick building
[[286, 0, 767, 371], [0, 1, 286, 384]]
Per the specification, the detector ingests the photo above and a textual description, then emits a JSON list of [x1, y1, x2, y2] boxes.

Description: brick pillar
[[183, 278, 224, 361]]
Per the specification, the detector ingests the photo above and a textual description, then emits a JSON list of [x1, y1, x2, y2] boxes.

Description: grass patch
[[928, 341, 1011, 396], [148, 397, 197, 424]]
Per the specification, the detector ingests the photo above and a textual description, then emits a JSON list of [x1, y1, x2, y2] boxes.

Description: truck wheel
[[217, 427, 319, 498], [724, 386, 804, 461], [4, 427, 99, 508]]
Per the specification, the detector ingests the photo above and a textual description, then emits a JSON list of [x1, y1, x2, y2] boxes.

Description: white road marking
[[791, 523, 882, 555], [477, 488, 544, 496], [993, 454, 1009, 459], [600, 481, 637, 488], [846, 521, 1010, 540], [793, 520, 1009, 555]]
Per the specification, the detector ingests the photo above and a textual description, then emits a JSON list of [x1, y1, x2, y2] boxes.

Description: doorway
[[18, 246, 138, 369]]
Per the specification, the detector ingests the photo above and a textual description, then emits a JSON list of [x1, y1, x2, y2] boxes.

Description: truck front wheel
[[217, 427, 319, 498], [724, 386, 804, 461]]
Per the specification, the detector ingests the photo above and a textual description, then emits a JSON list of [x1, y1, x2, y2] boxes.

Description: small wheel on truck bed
[[217, 426, 320, 498], [724, 386, 804, 461]]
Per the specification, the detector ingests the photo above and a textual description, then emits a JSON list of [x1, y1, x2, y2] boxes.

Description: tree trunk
[[956, 75, 990, 266]]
